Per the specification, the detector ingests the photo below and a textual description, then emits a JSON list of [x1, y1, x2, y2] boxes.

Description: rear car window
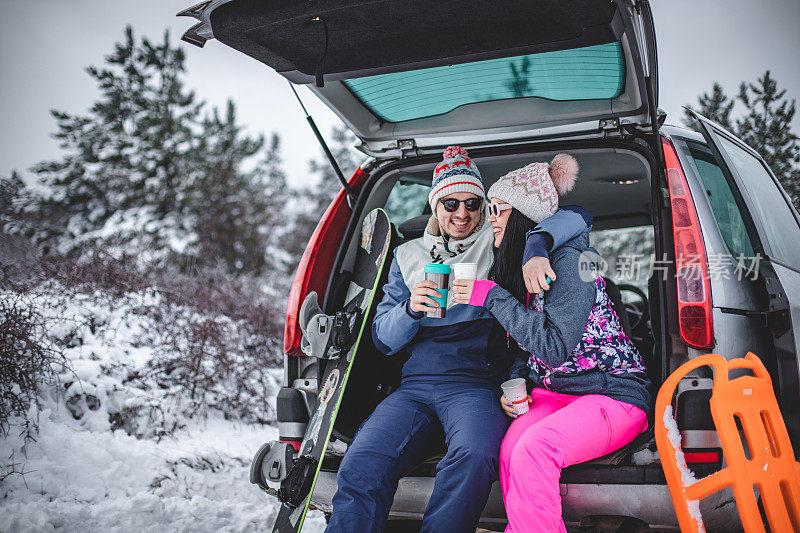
[[591, 226, 654, 292], [684, 143, 755, 259], [384, 180, 430, 225], [343, 42, 625, 122], [714, 135, 800, 268]]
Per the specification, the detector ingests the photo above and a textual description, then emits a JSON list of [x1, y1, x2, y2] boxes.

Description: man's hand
[[522, 256, 556, 294], [409, 280, 444, 314], [452, 279, 476, 305]]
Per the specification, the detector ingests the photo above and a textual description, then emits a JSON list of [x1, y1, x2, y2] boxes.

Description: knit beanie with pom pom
[[428, 146, 486, 211], [486, 153, 579, 223]]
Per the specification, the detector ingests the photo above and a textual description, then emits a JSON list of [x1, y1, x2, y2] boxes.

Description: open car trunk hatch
[[188, 0, 658, 155]]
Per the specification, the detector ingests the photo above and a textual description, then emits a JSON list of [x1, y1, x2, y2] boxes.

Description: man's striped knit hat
[[428, 146, 486, 211]]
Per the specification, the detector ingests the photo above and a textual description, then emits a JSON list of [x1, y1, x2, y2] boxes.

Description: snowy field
[[1, 410, 326, 532], [1, 282, 326, 532]]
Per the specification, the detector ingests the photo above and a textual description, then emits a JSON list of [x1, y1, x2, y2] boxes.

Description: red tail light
[[281, 440, 301, 452], [284, 168, 371, 356], [684, 451, 721, 463], [662, 139, 714, 348]]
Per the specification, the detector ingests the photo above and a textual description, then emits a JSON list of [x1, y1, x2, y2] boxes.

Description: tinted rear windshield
[[343, 42, 625, 123]]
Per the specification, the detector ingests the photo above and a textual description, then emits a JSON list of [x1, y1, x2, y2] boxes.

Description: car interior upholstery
[[331, 148, 659, 474]]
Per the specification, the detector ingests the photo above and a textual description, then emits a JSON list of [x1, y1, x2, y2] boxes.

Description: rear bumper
[[311, 471, 742, 531], [311, 472, 508, 530]]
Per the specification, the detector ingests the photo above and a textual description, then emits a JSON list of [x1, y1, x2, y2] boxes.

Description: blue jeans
[[326, 380, 508, 533]]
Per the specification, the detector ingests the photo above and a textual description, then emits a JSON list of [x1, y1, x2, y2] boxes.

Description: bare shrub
[[1, 248, 283, 434], [1, 248, 149, 297], [3, 249, 283, 353], [108, 403, 185, 441], [4, 249, 283, 342], [42, 251, 152, 297], [157, 318, 231, 415], [0, 296, 70, 437], [152, 315, 279, 424]]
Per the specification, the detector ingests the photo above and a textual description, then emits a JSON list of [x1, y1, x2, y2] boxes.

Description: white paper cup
[[501, 378, 530, 416], [452, 262, 478, 280]]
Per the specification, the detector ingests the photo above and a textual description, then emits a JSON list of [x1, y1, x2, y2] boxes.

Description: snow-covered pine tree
[[284, 125, 360, 268], [683, 72, 799, 209], [0, 171, 24, 222], [185, 101, 288, 277], [18, 26, 202, 258], [255, 133, 293, 281], [736, 71, 800, 209], [682, 82, 735, 132], [125, 28, 202, 249], [6, 26, 289, 278]]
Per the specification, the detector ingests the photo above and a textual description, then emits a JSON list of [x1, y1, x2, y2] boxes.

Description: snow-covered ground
[[1, 282, 326, 532], [1, 410, 326, 532]]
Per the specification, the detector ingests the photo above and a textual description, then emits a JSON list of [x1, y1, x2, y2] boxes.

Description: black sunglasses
[[439, 197, 483, 212]]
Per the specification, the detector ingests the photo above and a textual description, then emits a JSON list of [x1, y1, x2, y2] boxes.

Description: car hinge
[[394, 139, 418, 159], [720, 307, 791, 337], [763, 274, 793, 338], [599, 118, 623, 139], [359, 139, 418, 159], [756, 309, 791, 337]]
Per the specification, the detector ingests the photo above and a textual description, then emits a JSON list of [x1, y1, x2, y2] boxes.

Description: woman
[[452, 154, 651, 533]]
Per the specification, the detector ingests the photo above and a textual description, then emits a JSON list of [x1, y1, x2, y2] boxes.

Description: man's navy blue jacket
[[372, 207, 592, 385]]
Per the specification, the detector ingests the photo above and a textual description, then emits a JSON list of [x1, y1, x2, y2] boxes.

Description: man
[[326, 146, 591, 532]]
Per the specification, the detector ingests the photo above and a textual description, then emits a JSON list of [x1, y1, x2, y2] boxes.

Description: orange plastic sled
[[655, 352, 800, 532]]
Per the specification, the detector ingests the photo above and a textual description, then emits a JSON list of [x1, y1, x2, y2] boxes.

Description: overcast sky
[[1, 0, 799, 188]]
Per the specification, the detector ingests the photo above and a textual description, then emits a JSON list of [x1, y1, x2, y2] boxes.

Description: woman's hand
[[500, 393, 532, 418], [409, 280, 444, 313], [452, 279, 476, 305]]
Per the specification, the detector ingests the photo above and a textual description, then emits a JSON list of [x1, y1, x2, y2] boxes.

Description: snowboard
[[271, 208, 393, 533]]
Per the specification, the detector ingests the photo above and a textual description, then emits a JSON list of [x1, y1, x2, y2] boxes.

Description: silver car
[[178, 1, 800, 530]]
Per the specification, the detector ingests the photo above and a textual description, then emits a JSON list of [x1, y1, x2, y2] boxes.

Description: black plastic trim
[[277, 387, 310, 423], [209, 0, 623, 83], [676, 389, 714, 430], [321, 452, 669, 485]]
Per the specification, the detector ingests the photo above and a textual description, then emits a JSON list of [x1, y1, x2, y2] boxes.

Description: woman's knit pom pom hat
[[487, 153, 579, 223]]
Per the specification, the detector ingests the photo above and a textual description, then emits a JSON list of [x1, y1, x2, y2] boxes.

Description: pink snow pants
[[499, 389, 648, 533]]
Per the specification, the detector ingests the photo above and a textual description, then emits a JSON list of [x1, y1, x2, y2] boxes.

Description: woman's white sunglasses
[[488, 201, 513, 217]]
